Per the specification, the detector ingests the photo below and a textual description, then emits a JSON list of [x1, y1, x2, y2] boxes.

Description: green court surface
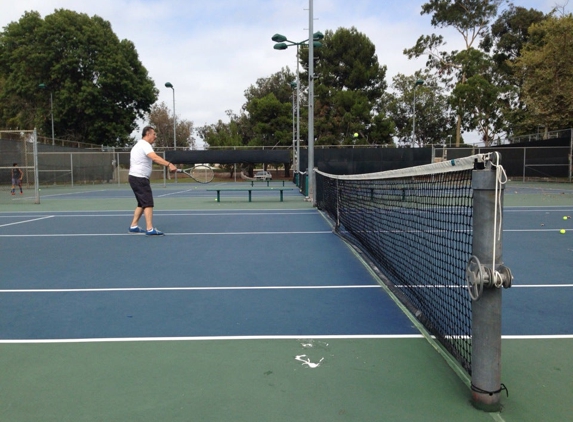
[[0, 180, 571, 422]]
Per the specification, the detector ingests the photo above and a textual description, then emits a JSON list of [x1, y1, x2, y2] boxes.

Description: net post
[[470, 157, 506, 412]]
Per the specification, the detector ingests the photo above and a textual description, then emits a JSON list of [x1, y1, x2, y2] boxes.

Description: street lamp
[[289, 80, 297, 176], [164, 82, 176, 150], [412, 79, 424, 145], [38, 83, 55, 145], [272, 25, 323, 196]]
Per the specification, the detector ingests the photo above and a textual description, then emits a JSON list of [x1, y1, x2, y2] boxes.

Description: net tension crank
[[466, 252, 513, 301]]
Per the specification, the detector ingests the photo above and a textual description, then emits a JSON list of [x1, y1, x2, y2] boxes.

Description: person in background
[[11, 163, 23, 195]]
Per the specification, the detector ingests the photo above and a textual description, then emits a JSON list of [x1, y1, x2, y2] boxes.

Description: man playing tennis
[[128, 126, 177, 236], [10, 163, 23, 195]]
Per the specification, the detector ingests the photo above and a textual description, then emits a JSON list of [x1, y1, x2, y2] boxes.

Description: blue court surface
[[0, 182, 571, 421]]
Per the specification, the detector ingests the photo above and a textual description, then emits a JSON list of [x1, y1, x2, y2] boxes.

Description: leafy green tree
[[480, 4, 547, 136], [147, 102, 195, 150], [387, 73, 455, 146], [514, 13, 573, 132], [404, 0, 502, 145], [244, 67, 296, 106], [198, 110, 248, 148], [0, 9, 157, 146], [245, 93, 292, 147], [242, 67, 298, 147], [301, 27, 393, 145]]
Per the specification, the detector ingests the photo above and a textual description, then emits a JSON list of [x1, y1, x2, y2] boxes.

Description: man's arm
[[147, 152, 177, 172]]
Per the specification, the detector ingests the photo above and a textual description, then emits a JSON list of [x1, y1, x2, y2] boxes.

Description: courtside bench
[[249, 180, 286, 187], [207, 188, 294, 202]]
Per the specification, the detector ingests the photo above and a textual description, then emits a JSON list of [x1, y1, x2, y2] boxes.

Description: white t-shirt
[[129, 139, 154, 178]]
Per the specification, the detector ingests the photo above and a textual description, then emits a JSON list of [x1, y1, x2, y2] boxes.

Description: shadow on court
[[0, 181, 571, 421]]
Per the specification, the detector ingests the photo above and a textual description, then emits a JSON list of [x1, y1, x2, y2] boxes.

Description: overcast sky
[[0, 0, 559, 143]]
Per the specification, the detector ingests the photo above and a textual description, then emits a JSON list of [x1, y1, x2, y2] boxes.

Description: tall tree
[[514, 13, 573, 132], [242, 67, 297, 148], [198, 110, 249, 148], [387, 73, 455, 146], [480, 4, 547, 136], [0, 9, 157, 146], [147, 102, 195, 150], [301, 27, 393, 145], [404, 0, 502, 145]]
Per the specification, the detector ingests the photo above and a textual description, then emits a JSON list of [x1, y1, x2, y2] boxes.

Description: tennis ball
[[353, 132, 359, 138], [560, 229, 566, 234], [564, 216, 568, 220]]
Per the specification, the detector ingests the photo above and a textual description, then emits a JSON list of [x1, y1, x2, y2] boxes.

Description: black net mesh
[[316, 164, 475, 374]]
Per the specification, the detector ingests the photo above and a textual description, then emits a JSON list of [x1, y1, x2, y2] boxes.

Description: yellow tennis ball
[[353, 132, 359, 138], [560, 229, 566, 234], [564, 216, 568, 220]]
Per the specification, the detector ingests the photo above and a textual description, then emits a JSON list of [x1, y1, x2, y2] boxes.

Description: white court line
[[0, 285, 380, 293], [0, 211, 317, 218], [2, 284, 568, 294], [397, 284, 573, 289], [0, 215, 54, 228], [502, 335, 573, 339], [511, 284, 573, 288], [505, 229, 573, 232], [1, 334, 571, 344], [0, 231, 331, 238], [34, 190, 108, 198], [0, 334, 424, 344], [156, 188, 197, 197]]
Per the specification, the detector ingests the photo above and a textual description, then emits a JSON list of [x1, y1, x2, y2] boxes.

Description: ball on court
[[560, 229, 566, 234], [564, 216, 568, 220], [353, 132, 359, 138]]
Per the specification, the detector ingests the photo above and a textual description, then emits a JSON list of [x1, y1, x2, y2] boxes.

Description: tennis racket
[[176, 165, 214, 184]]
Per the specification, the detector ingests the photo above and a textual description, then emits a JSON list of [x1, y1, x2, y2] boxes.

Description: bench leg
[[216, 191, 220, 202], [280, 191, 284, 202], [248, 190, 252, 202]]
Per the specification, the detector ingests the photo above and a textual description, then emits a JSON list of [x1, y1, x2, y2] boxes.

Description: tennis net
[[315, 154, 490, 375]]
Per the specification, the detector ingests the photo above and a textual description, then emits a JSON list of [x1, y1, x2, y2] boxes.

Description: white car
[[254, 171, 272, 181]]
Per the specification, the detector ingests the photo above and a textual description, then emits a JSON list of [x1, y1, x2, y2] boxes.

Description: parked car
[[254, 171, 272, 181]]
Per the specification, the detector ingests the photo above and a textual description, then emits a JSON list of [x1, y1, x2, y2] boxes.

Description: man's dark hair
[[142, 126, 155, 137], [13, 163, 18, 166]]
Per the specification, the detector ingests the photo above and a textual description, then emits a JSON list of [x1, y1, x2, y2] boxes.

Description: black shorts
[[129, 175, 154, 208]]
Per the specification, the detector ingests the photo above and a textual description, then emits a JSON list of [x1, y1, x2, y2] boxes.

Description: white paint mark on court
[[295, 354, 324, 368], [0, 215, 54, 228]]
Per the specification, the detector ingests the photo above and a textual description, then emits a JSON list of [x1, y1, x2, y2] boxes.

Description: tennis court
[[0, 179, 571, 421]]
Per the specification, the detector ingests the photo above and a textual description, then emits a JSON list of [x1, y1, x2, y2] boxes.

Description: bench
[[249, 180, 286, 187], [207, 188, 294, 202]]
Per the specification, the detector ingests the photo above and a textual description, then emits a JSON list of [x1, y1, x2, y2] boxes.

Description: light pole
[[165, 82, 177, 183], [289, 80, 297, 177], [412, 79, 424, 145], [165, 82, 176, 150], [272, 27, 323, 194], [38, 83, 55, 145]]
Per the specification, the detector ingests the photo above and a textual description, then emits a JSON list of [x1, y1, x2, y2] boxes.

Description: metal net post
[[470, 154, 512, 411]]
